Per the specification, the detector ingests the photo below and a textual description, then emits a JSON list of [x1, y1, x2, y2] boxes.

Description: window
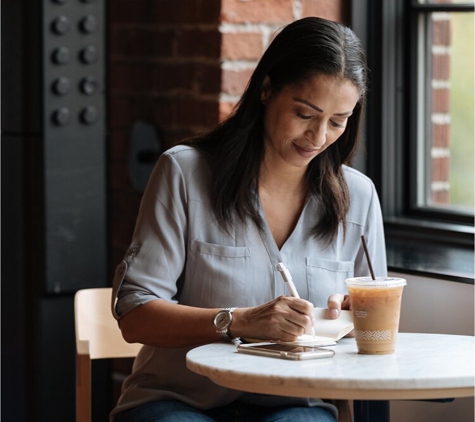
[[409, 1, 474, 219], [351, 0, 474, 282]]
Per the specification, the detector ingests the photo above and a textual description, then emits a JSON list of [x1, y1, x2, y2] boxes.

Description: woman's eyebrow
[[293, 98, 353, 116]]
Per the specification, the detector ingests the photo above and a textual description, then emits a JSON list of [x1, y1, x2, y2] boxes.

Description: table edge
[[197, 373, 474, 400]]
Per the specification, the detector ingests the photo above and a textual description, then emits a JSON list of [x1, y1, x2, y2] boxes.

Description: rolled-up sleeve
[[111, 151, 188, 320]]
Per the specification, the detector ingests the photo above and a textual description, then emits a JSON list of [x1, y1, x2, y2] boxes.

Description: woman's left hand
[[327, 293, 351, 319], [327, 293, 354, 337]]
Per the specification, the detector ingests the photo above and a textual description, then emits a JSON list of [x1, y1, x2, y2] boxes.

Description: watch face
[[215, 311, 231, 329]]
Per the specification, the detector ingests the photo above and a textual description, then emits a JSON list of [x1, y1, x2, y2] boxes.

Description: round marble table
[[186, 333, 474, 421]]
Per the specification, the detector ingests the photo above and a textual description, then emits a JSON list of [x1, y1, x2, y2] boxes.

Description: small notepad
[[283, 308, 354, 346], [243, 307, 354, 346]]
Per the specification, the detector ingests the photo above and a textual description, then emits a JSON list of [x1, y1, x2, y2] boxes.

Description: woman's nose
[[305, 125, 326, 148]]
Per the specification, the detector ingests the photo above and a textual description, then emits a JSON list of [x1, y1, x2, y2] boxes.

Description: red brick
[[109, 0, 158, 25], [147, 0, 220, 25], [432, 19, 451, 46], [175, 97, 220, 127], [154, 97, 219, 129], [110, 27, 169, 58], [110, 0, 220, 25], [432, 156, 450, 182], [153, 62, 221, 96], [154, 30, 179, 58], [301, 0, 350, 24], [195, 0, 222, 24], [199, 64, 224, 94], [109, 95, 156, 128], [432, 54, 450, 80], [221, 0, 293, 23], [432, 123, 451, 148], [432, 88, 450, 114], [176, 28, 221, 58], [221, 68, 254, 95], [221, 32, 264, 60], [432, 190, 450, 205], [109, 61, 157, 94], [108, 27, 176, 59], [154, 64, 196, 93]]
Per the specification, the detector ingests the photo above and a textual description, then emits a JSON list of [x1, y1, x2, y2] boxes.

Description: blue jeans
[[114, 399, 337, 422]]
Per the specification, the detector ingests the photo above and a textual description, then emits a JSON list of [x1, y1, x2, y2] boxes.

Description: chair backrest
[[74, 287, 142, 422], [75, 287, 142, 359]]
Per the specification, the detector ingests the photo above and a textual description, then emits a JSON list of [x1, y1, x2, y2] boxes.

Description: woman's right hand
[[230, 296, 315, 342]]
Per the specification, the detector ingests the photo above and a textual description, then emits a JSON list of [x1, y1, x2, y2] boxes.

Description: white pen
[[276, 262, 300, 297], [276, 262, 316, 336]]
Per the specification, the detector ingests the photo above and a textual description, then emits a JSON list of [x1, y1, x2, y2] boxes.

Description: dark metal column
[[2, 0, 109, 420]]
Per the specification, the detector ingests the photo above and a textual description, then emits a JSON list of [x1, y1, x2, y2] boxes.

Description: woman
[[111, 17, 387, 422]]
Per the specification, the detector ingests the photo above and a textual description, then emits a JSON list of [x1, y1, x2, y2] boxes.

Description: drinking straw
[[361, 235, 376, 280]]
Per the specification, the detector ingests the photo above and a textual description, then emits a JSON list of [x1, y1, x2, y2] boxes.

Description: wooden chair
[[74, 287, 142, 422], [74, 288, 352, 422]]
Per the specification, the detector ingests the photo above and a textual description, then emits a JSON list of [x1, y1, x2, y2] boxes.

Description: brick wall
[[219, 0, 348, 117], [108, 0, 349, 273], [431, 12, 451, 205], [107, 0, 348, 406], [108, 0, 222, 271]]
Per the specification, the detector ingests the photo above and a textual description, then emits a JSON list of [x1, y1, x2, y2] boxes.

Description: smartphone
[[236, 342, 335, 360]]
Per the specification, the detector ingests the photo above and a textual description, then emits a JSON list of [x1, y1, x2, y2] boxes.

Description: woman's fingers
[[327, 294, 346, 319], [327, 294, 352, 319], [241, 296, 314, 341]]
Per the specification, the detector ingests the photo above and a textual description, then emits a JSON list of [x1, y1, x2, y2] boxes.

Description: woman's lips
[[293, 143, 322, 158]]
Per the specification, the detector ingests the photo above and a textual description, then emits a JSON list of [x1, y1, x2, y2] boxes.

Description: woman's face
[[261, 74, 360, 171]]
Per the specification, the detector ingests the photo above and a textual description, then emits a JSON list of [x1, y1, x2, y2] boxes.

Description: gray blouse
[[110, 145, 387, 419]]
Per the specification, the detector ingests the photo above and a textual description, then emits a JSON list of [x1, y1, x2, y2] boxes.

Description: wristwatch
[[213, 307, 237, 342]]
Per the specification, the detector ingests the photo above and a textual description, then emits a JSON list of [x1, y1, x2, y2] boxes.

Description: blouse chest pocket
[[306, 257, 354, 307], [183, 240, 251, 307]]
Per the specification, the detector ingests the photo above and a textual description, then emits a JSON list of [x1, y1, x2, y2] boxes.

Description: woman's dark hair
[[185, 17, 368, 244]]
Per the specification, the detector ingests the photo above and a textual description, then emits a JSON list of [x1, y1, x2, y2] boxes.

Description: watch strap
[[214, 307, 237, 342]]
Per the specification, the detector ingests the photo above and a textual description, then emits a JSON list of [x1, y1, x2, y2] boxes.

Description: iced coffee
[[345, 277, 406, 355]]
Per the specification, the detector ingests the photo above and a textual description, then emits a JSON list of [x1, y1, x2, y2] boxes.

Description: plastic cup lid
[[345, 277, 407, 288]]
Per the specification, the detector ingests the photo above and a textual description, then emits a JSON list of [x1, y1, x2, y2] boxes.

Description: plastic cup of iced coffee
[[345, 277, 407, 355]]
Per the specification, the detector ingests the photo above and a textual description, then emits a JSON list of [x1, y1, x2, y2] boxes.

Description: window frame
[[407, 1, 474, 225], [350, 0, 474, 282]]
